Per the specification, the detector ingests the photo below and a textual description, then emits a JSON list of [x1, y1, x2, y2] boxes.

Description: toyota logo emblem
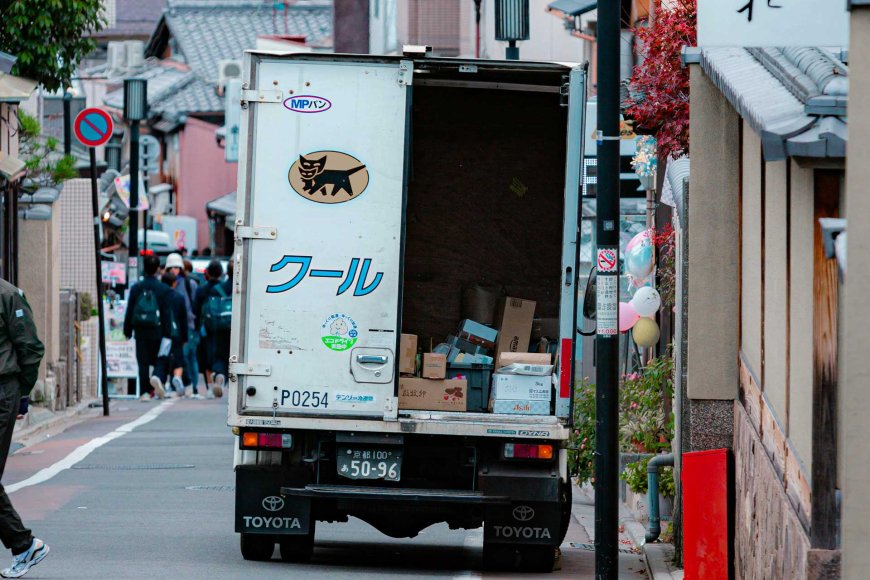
[[512, 505, 535, 522], [262, 496, 285, 512]]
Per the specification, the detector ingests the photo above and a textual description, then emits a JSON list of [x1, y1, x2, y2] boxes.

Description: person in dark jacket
[[193, 260, 228, 399], [123, 255, 173, 401], [155, 272, 188, 398], [0, 280, 49, 578]]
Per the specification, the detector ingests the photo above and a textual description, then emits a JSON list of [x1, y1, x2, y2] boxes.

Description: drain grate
[[72, 464, 195, 470], [185, 485, 235, 492], [568, 542, 638, 554]]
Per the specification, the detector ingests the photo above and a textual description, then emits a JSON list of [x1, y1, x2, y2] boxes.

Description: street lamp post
[[494, 0, 529, 60], [123, 78, 147, 282]]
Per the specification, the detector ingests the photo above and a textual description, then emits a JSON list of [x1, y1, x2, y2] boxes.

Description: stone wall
[[734, 401, 810, 579]]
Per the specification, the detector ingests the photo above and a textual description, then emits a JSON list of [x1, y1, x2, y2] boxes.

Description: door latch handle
[[356, 354, 389, 365]]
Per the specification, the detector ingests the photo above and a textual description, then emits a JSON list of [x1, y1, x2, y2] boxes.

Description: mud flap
[[480, 467, 562, 546], [235, 465, 312, 535]]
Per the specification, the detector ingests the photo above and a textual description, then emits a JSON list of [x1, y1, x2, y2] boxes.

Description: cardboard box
[[494, 297, 536, 368], [496, 352, 552, 367], [455, 319, 498, 349], [399, 377, 467, 411], [490, 398, 551, 415], [491, 373, 552, 401], [400, 334, 418, 374], [422, 353, 447, 379], [496, 363, 554, 376]]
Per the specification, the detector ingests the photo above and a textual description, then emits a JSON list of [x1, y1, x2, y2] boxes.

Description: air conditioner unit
[[125, 40, 145, 70], [107, 42, 127, 76], [217, 59, 243, 96]]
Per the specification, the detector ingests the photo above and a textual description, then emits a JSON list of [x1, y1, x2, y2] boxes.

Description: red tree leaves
[[626, 0, 697, 160]]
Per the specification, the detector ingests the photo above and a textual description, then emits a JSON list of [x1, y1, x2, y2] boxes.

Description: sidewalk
[[11, 398, 104, 448], [573, 482, 684, 580]]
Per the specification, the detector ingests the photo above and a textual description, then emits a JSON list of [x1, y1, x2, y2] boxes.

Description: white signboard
[[697, 0, 849, 47], [104, 299, 137, 378]]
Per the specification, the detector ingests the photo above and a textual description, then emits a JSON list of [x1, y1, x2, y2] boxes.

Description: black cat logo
[[288, 151, 370, 204]]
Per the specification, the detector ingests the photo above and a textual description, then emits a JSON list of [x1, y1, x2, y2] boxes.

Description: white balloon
[[631, 286, 661, 317]]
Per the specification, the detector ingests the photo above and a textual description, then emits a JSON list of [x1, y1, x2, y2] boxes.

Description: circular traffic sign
[[74, 108, 114, 148]]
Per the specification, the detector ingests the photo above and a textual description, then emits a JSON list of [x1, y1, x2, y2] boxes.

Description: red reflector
[[258, 433, 282, 448], [514, 444, 538, 458]]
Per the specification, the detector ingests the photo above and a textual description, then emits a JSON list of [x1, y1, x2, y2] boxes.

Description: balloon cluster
[[620, 230, 661, 347]]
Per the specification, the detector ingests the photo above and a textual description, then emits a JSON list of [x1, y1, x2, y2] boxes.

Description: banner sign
[[697, 0, 848, 47], [104, 299, 137, 379]]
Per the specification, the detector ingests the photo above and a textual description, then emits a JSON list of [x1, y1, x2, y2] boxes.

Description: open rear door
[[557, 65, 588, 419], [231, 54, 412, 419]]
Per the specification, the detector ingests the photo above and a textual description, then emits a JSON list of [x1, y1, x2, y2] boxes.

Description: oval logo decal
[[283, 95, 332, 113], [288, 151, 369, 204]]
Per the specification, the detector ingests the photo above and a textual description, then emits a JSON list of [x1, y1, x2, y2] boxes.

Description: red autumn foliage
[[626, 0, 697, 160]]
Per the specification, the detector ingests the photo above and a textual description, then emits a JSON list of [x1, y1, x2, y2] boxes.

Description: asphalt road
[[3, 399, 647, 579]]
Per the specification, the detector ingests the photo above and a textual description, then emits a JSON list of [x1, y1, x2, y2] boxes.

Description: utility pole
[[123, 79, 147, 282], [594, 0, 621, 577]]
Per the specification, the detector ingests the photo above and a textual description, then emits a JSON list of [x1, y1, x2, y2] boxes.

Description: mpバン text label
[[283, 95, 332, 113]]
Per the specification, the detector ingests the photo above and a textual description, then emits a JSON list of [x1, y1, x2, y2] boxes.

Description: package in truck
[[400, 334, 417, 374], [490, 399, 551, 415], [496, 362, 554, 376], [494, 297, 536, 368], [422, 353, 447, 379], [491, 373, 552, 401], [399, 377, 467, 411]]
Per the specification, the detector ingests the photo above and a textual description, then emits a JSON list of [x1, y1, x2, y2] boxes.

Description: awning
[[547, 0, 596, 17], [0, 152, 25, 182], [0, 72, 37, 102], [206, 191, 236, 217]]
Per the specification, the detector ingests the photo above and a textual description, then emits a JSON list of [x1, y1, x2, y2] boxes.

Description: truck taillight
[[503, 443, 554, 460], [241, 432, 293, 449]]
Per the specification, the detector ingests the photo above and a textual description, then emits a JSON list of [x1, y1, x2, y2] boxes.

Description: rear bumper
[[231, 411, 570, 441], [282, 484, 510, 504]]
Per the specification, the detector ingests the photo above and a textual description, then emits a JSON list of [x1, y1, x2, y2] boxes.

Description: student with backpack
[[123, 255, 173, 401], [155, 271, 188, 398], [193, 260, 232, 399], [165, 254, 200, 396]]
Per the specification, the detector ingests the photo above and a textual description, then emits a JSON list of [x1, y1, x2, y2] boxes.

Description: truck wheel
[[558, 481, 573, 544], [240, 533, 275, 561], [518, 545, 557, 572], [279, 526, 315, 563], [482, 544, 517, 571]]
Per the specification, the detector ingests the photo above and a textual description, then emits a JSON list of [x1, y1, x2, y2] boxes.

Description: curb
[[12, 398, 102, 445]]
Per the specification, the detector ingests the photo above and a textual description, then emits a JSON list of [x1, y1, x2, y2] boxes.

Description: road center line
[[6, 400, 176, 494]]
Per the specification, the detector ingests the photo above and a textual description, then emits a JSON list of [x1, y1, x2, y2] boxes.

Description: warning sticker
[[596, 275, 618, 336], [597, 248, 618, 273]]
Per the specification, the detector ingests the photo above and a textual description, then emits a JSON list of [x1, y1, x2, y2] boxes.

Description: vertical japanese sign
[[596, 248, 618, 336], [697, 0, 848, 47]]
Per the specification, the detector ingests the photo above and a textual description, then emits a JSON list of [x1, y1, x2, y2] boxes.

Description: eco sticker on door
[[288, 151, 369, 204], [321, 314, 359, 351]]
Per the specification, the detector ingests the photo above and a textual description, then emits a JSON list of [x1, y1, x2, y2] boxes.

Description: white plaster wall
[[741, 123, 763, 377], [763, 160, 788, 423]]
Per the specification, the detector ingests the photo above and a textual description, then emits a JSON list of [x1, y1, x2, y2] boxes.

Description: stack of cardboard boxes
[[398, 296, 554, 416]]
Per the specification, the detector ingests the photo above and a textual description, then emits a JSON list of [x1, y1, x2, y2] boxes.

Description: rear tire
[[279, 532, 315, 563], [482, 543, 557, 573], [240, 533, 275, 561], [558, 480, 573, 544]]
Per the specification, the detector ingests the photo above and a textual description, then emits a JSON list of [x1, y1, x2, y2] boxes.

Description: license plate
[[336, 446, 402, 482]]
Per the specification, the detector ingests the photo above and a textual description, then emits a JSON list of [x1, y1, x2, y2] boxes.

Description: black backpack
[[203, 284, 232, 331], [132, 288, 161, 327]]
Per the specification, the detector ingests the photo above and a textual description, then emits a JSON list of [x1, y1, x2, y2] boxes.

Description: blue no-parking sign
[[74, 108, 114, 148]]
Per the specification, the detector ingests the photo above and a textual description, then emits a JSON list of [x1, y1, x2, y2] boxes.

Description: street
[[3, 399, 646, 579]]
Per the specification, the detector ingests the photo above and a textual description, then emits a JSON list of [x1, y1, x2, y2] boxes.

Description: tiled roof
[[91, 0, 167, 39], [151, 78, 224, 117], [699, 46, 847, 160], [102, 61, 194, 111], [164, 0, 332, 84]]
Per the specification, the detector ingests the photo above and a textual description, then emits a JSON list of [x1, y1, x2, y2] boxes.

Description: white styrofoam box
[[491, 373, 552, 401]]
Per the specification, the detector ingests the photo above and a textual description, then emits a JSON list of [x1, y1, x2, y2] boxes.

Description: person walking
[[156, 271, 188, 398], [193, 260, 231, 398], [165, 254, 201, 397], [123, 254, 172, 401], [0, 280, 49, 578]]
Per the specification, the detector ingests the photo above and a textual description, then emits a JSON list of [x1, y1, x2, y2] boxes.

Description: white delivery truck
[[228, 49, 587, 572]]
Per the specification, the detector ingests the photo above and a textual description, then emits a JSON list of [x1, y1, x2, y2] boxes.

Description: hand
[[17, 397, 29, 420]]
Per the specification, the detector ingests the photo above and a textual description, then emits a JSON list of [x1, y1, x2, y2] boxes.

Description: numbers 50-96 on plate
[[337, 447, 402, 482]]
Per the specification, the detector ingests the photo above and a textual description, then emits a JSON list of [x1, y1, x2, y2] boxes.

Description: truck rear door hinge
[[398, 60, 414, 87], [229, 362, 272, 377], [235, 225, 277, 241], [560, 81, 570, 107], [240, 86, 283, 108]]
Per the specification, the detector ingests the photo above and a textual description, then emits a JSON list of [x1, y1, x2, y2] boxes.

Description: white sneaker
[[191, 394, 204, 400], [150, 376, 165, 399], [1, 538, 49, 578], [171, 377, 184, 397], [184, 386, 193, 398], [206, 389, 215, 400], [213, 374, 225, 398], [139, 393, 152, 402]]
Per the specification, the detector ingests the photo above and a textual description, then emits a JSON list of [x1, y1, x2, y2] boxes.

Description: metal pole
[[129, 121, 140, 282], [506, 40, 519, 60], [594, 0, 621, 576], [62, 92, 72, 155], [89, 148, 110, 417]]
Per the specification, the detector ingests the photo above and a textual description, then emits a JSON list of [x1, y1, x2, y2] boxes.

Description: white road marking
[[6, 400, 176, 494], [453, 528, 484, 579]]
